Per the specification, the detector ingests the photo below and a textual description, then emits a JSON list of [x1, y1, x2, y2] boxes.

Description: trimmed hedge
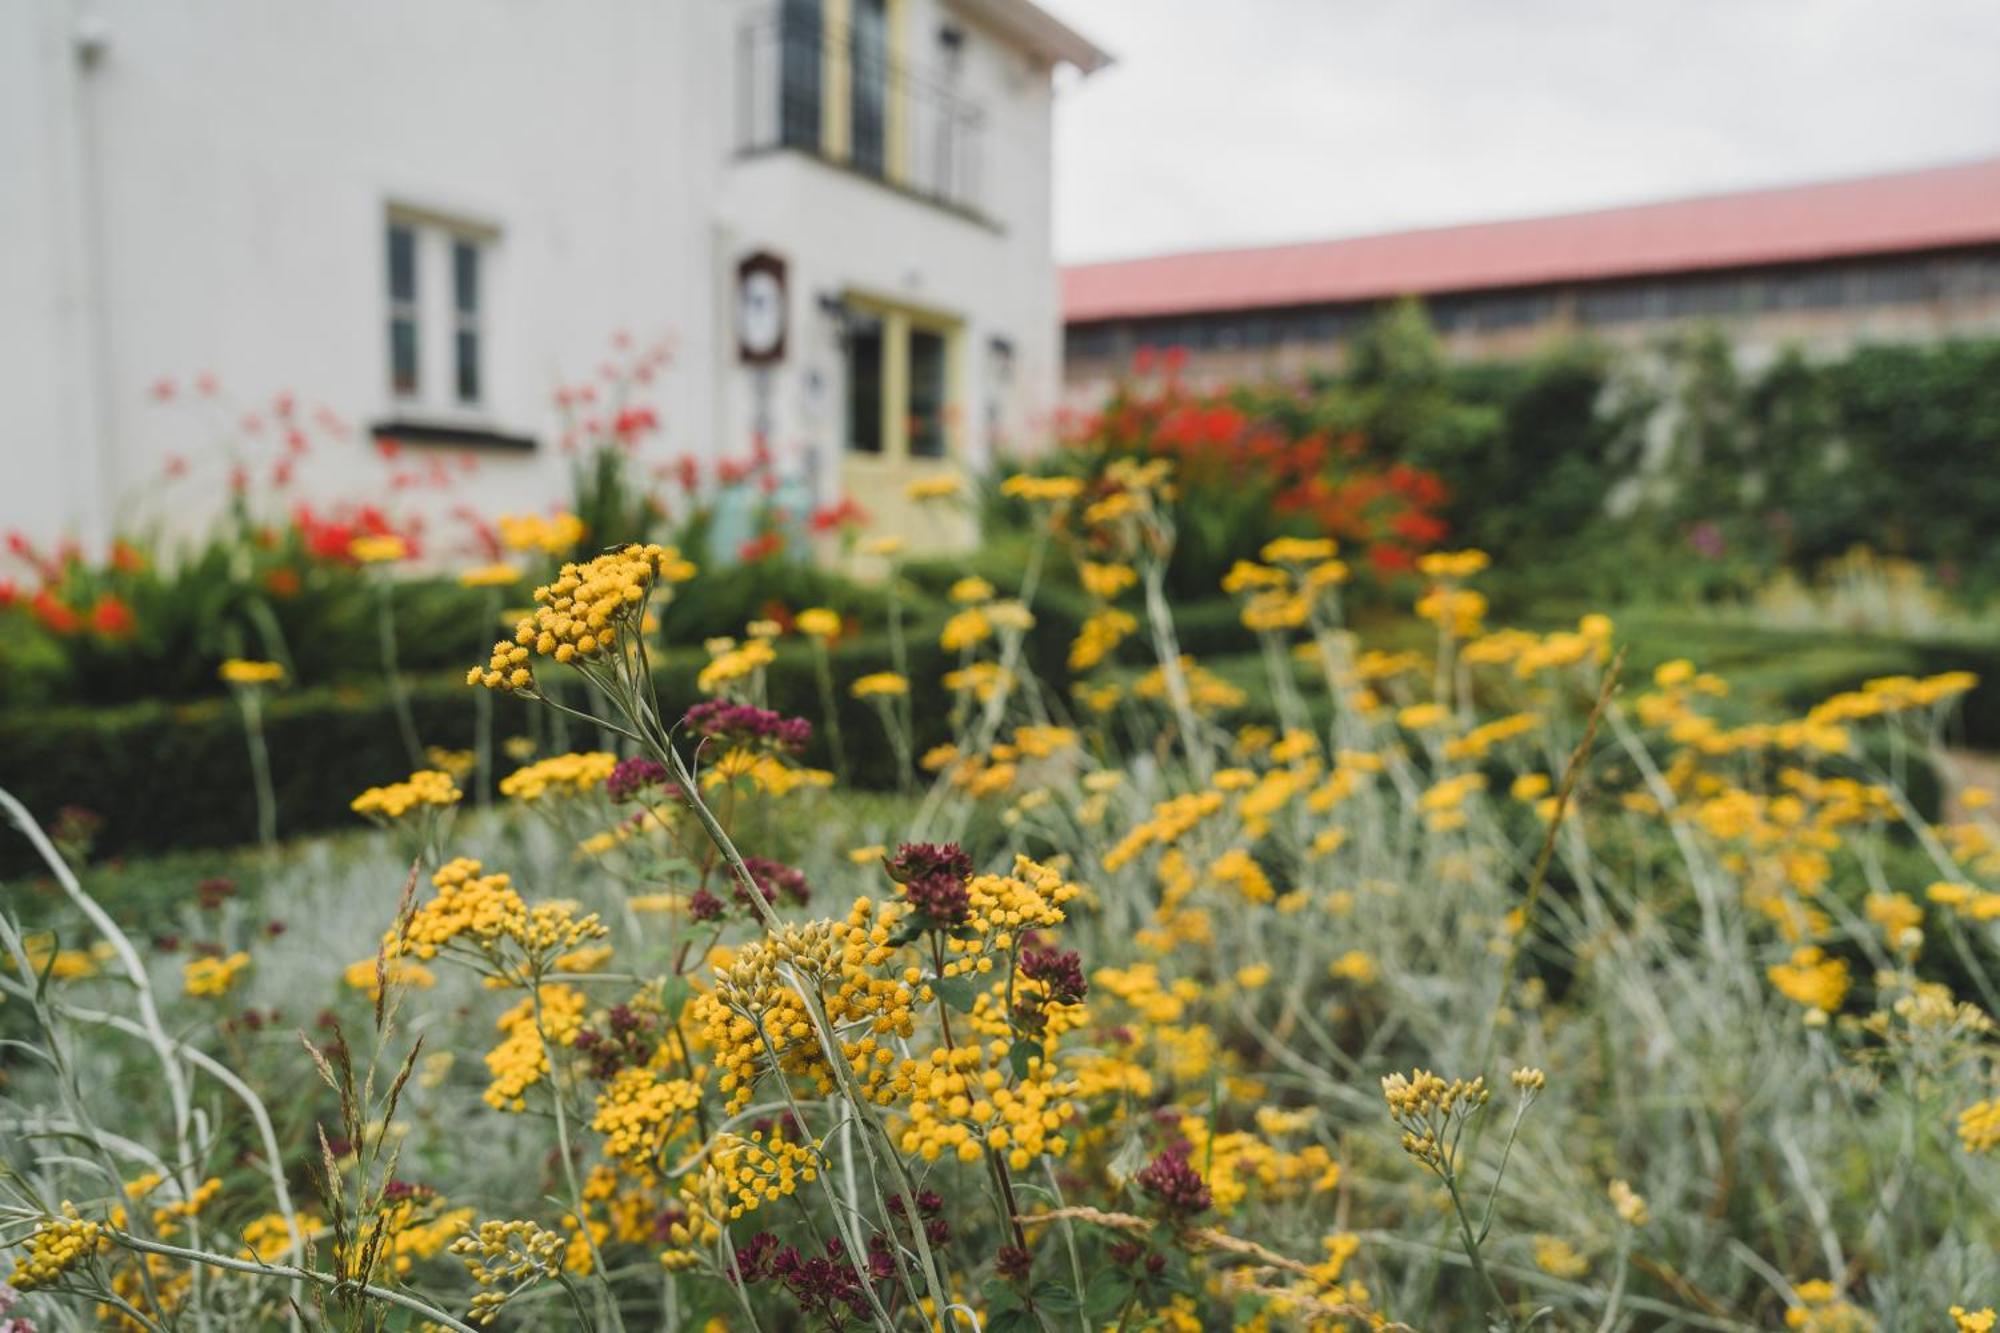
[[0, 617, 1084, 871]]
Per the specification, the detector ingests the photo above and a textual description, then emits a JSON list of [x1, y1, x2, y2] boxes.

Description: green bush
[[0, 615, 1090, 871]]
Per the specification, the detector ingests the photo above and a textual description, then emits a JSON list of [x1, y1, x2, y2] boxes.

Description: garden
[[3, 312, 1999, 1330]]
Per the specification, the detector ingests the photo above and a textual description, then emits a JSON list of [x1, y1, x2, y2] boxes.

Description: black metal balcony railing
[[736, 9, 987, 217]]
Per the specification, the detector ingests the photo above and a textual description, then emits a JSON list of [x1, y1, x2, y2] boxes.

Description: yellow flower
[[941, 607, 993, 652], [350, 534, 408, 563], [1532, 1235, 1588, 1279], [1952, 1308, 1997, 1333], [1607, 1178, 1648, 1226], [352, 769, 462, 821], [795, 607, 843, 639], [459, 562, 523, 588], [1957, 1098, 2000, 1154], [219, 658, 285, 686], [906, 473, 965, 501], [1767, 946, 1850, 1014], [851, 672, 909, 698], [496, 511, 586, 555], [1000, 474, 1084, 504], [184, 951, 251, 998], [949, 576, 995, 604]]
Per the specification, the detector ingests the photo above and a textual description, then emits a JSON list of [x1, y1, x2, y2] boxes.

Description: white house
[[1, 0, 1107, 559]]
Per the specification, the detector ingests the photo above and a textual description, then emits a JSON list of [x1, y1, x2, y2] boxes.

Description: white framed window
[[384, 209, 496, 415]]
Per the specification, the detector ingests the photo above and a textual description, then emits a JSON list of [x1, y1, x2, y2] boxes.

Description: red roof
[[1063, 156, 2000, 323]]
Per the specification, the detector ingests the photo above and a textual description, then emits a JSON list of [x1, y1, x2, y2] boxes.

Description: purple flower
[[1136, 1141, 1212, 1219], [682, 699, 812, 753], [605, 756, 672, 803], [886, 842, 974, 929]]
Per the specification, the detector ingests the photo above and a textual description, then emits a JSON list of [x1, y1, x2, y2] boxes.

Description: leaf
[[1084, 1274, 1134, 1317], [980, 1278, 1022, 1315], [1007, 1038, 1038, 1081], [1032, 1281, 1080, 1314], [935, 975, 980, 1013]]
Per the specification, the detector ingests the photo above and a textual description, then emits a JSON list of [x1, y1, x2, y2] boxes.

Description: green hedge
[[0, 617, 1087, 871]]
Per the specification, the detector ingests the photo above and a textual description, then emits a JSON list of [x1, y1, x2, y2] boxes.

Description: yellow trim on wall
[[822, 0, 852, 161], [885, 0, 910, 184]]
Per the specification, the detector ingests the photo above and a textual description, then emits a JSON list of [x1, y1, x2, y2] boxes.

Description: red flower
[[110, 540, 146, 573], [150, 377, 176, 402], [89, 595, 136, 638], [31, 590, 79, 635], [738, 532, 786, 563], [265, 567, 301, 597]]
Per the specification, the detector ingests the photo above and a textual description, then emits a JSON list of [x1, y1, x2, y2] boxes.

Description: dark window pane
[[390, 317, 418, 396], [388, 224, 416, 302], [453, 240, 479, 314], [850, 0, 887, 176], [456, 329, 480, 403], [846, 314, 883, 453], [908, 327, 946, 458], [779, 0, 822, 150]]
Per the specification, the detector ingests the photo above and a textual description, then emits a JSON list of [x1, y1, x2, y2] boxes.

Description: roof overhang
[[945, 0, 1112, 74]]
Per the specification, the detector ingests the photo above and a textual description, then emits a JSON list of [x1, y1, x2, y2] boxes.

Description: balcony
[[735, 8, 987, 219]]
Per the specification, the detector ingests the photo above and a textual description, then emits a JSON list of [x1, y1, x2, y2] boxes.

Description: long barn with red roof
[[1061, 156, 2000, 392]]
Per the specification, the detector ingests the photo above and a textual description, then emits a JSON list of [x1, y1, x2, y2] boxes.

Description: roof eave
[[945, 0, 1113, 73]]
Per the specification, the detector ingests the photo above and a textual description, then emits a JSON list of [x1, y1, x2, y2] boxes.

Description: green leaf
[[1007, 1038, 1038, 1081], [935, 975, 980, 1012], [1084, 1275, 1134, 1317], [1032, 1281, 1080, 1313]]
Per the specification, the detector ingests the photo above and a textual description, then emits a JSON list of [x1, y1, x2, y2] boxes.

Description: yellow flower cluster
[[8, 1203, 107, 1290], [697, 636, 775, 694], [183, 950, 250, 998], [218, 658, 284, 686], [900, 1042, 1075, 1170], [1954, 1308, 1998, 1333], [496, 511, 586, 555], [1767, 946, 1851, 1016], [483, 985, 586, 1111], [499, 751, 617, 802], [851, 671, 909, 698], [1381, 1069, 1489, 1172], [449, 1218, 566, 1325], [350, 534, 408, 564], [1783, 1279, 1874, 1332], [471, 543, 695, 691], [999, 473, 1084, 504], [707, 1130, 822, 1219], [458, 561, 524, 588], [1069, 607, 1138, 671], [697, 899, 917, 1113], [936, 857, 1079, 980], [341, 955, 438, 997], [351, 768, 462, 821], [1957, 1097, 2000, 1154], [591, 1066, 703, 1169], [796, 606, 842, 639], [391, 858, 607, 980], [1104, 790, 1225, 871]]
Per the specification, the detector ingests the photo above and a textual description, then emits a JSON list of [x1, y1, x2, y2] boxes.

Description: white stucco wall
[[0, 0, 1072, 560]]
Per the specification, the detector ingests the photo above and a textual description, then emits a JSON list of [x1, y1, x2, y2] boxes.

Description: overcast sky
[[1040, 1, 2000, 263]]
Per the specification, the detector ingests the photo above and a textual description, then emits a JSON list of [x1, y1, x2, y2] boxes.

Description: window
[[387, 223, 419, 397], [850, 0, 889, 177], [385, 213, 493, 412], [908, 326, 946, 457], [453, 239, 481, 404], [846, 312, 885, 454], [842, 299, 956, 460]]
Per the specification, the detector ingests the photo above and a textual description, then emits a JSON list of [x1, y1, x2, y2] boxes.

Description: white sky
[[1040, 0, 2000, 263]]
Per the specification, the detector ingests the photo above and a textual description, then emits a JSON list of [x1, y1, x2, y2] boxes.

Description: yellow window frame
[[819, 0, 910, 184]]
